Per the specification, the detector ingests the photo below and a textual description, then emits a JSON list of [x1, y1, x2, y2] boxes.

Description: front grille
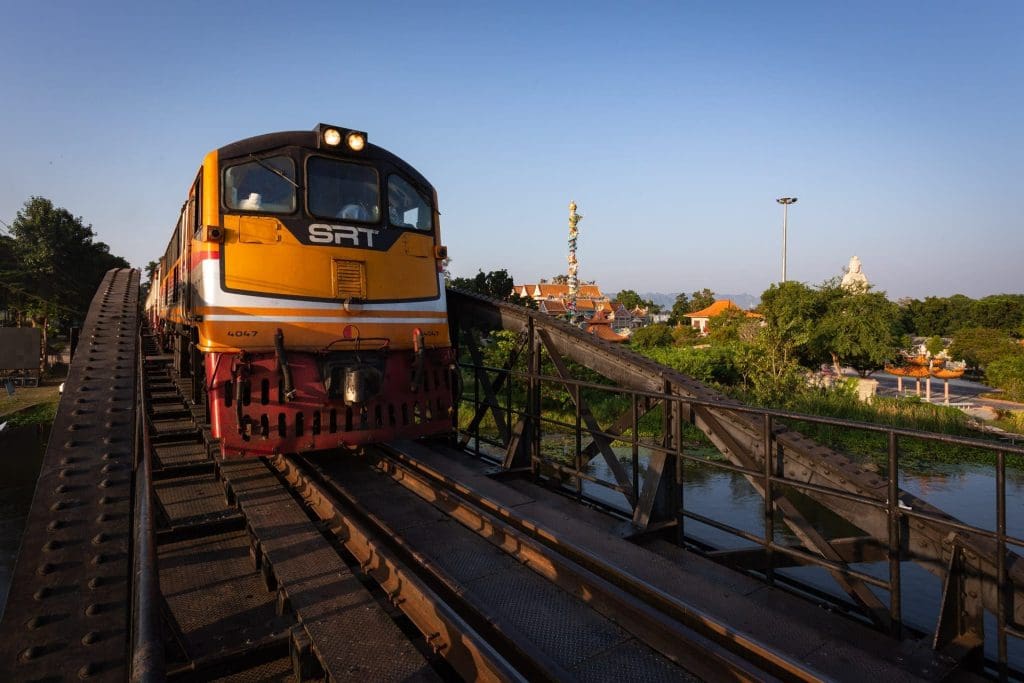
[[334, 260, 366, 299]]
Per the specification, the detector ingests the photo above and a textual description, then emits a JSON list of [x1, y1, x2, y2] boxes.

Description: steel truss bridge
[[0, 269, 1021, 681]]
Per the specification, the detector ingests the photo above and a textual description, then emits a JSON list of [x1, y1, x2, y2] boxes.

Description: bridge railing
[[448, 287, 1023, 677], [130, 327, 164, 682]]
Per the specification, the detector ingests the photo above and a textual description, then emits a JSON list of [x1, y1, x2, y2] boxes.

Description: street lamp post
[[776, 197, 797, 282]]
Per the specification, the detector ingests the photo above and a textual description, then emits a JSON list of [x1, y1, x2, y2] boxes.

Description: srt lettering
[[308, 224, 380, 247]]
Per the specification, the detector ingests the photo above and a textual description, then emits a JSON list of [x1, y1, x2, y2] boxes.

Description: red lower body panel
[[206, 347, 454, 458]]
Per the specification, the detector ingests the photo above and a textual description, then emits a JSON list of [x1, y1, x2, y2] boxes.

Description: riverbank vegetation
[[454, 271, 1023, 468]]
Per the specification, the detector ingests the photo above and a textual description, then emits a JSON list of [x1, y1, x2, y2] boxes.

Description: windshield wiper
[[248, 154, 301, 189]]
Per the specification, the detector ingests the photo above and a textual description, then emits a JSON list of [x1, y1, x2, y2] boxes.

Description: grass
[[2, 401, 58, 428], [0, 379, 62, 427]]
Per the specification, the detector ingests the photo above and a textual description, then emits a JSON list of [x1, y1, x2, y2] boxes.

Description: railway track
[[142, 321, 971, 681], [137, 328, 811, 681], [138, 329, 774, 679]]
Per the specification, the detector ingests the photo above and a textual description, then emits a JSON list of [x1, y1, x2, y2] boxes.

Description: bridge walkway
[[385, 440, 961, 682]]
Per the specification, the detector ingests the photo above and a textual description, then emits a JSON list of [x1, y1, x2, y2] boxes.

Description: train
[[144, 124, 455, 458]]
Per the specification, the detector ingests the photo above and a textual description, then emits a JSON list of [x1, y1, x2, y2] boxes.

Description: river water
[[0, 423, 49, 621]]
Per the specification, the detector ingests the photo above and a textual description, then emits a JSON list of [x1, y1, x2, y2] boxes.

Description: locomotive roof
[[216, 129, 435, 195]]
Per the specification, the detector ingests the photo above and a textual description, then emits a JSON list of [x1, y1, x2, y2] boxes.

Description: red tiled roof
[[586, 322, 627, 342], [686, 300, 739, 319], [541, 300, 567, 314], [518, 283, 608, 300], [686, 299, 762, 319]]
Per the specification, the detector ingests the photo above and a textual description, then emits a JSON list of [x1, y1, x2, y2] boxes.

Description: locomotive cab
[[155, 124, 455, 458]]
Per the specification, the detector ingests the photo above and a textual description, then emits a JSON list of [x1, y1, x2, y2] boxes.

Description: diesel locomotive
[[146, 124, 454, 458]]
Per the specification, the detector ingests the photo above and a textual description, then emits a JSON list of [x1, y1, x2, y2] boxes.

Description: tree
[[629, 323, 674, 349], [0, 234, 19, 317], [549, 274, 568, 285], [615, 289, 644, 310], [8, 197, 129, 371], [985, 354, 1024, 402], [449, 269, 535, 308], [901, 294, 1024, 336], [925, 335, 945, 358], [948, 327, 1021, 371], [615, 289, 659, 314], [706, 308, 756, 344], [667, 292, 690, 325], [759, 281, 831, 368], [818, 286, 901, 376], [140, 259, 159, 300], [672, 324, 701, 346], [760, 279, 900, 376], [735, 327, 807, 404], [689, 288, 715, 312]]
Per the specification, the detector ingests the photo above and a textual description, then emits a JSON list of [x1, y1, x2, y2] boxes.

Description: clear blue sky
[[1, 1, 1021, 301]]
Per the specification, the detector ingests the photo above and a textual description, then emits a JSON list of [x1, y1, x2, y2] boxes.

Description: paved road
[[869, 371, 995, 406]]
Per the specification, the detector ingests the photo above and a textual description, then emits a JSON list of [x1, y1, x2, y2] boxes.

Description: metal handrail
[[130, 331, 164, 682], [456, 350, 1024, 673]]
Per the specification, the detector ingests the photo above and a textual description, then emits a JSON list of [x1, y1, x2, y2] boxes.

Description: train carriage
[[149, 124, 454, 458]]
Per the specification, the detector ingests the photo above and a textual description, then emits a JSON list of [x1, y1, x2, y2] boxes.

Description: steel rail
[[268, 453, 530, 683], [375, 443, 825, 682]]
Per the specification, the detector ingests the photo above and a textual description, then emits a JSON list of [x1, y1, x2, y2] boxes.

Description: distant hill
[[639, 292, 760, 311]]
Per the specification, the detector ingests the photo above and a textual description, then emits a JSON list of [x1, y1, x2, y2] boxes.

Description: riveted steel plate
[[0, 268, 138, 681]]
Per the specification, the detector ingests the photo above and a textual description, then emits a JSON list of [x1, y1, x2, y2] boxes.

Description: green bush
[[629, 324, 674, 349], [986, 354, 1024, 402], [643, 345, 742, 385]]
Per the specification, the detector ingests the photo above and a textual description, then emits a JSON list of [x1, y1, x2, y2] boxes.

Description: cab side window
[[387, 175, 433, 231], [223, 157, 296, 213]]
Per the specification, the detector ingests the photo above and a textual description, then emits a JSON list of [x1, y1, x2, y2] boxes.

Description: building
[[517, 282, 611, 320], [685, 300, 762, 335], [585, 309, 627, 343]]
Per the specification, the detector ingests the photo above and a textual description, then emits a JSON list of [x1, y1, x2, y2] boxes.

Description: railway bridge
[[1, 268, 1021, 681]]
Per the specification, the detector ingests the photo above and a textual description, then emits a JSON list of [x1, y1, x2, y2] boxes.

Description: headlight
[[323, 128, 342, 146], [346, 132, 366, 152]]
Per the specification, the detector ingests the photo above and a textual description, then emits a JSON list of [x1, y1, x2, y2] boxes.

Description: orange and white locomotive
[[147, 124, 454, 458]]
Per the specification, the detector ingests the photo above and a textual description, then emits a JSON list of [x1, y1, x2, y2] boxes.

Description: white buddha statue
[[841, 255, 869, 291]]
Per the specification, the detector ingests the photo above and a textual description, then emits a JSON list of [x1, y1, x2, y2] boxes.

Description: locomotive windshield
[[387, 175, 433, 231], [307, 157, 380, 223], [223, 156, 296, 213]]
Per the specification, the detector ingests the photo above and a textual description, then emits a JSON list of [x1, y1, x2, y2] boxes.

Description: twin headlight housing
[[316, 123, 367, 152]]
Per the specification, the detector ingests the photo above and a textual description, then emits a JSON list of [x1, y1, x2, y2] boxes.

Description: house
[[685, 299, 762, 335], [585, 309, 627, 343]]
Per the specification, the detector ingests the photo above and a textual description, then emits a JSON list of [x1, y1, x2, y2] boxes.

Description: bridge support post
[[934, 537, 986, 666], [633, 382, 679, 529]]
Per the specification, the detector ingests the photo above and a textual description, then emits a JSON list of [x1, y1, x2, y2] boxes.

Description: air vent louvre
[[334, 260, 366, 299]]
